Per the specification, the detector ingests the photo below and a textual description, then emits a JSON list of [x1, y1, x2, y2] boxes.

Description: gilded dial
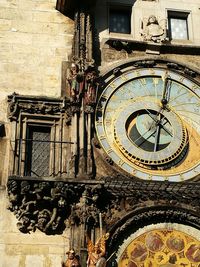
[[95, 68, 200, 181]]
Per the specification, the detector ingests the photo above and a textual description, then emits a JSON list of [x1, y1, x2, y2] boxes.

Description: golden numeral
[[121, 74, 128, 81], [135, 70, 141, 77], [179, 76, 185, 83], [118, 159, 124, 166], [132, 169, 137, 175], [106, 148, 113, 154], [192, 84, 199, 91], [140, 78, 146, 86], [149, 69, 156, 75], [153, 78, 159, 86], [99, 135, 106, 140], [102, 94, 108, 99], [110, 83, 116, 89]]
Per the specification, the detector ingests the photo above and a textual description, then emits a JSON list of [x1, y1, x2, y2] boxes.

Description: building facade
[[0, 0, 200, 266]]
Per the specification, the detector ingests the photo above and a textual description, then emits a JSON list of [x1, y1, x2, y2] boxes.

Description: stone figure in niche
[[67, 63, 84, 102], [62, 249, 81, 267], [87, 233, 109, 267], [84, 68, 97, 105], [141, 15, 166, 42]]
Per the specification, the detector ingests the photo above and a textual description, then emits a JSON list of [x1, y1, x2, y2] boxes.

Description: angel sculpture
[[87, 233, 109, 267], [141, 15, 167, 43]]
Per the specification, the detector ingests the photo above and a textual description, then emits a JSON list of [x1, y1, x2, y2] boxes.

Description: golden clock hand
[[161, 73, 171, 108]]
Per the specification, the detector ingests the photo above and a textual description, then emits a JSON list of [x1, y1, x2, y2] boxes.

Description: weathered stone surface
[[1, 0, 200, 266]]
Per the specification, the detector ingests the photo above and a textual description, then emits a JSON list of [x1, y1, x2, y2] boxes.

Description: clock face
[[95, 67, 200, 182]]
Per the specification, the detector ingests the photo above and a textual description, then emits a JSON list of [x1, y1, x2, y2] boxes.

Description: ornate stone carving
[[67, 63, 84, 103], [84, 67, 97, 107], [7, 178, 200, 234], [7, 93, 72, 122], [67, 9, 98, 110], [106, 40, 132, 53], [184, 68, 197, 77], [141, 15, 167, 43], [7, 179, 81, 234], [68, 185, 108, 227], [133, 60, 156, 68], [72, 12, 94, 72]]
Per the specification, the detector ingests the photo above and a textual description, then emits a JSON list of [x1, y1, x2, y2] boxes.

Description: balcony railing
[[10, 138, 73, 178]]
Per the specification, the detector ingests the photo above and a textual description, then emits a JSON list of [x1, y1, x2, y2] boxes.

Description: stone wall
[[0, 1, 73, 265], [0, 0, 73, 114], [0, 187, 70, 267], [0, 0, 74, 183]]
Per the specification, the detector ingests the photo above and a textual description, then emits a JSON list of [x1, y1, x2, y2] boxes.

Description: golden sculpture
[[87, 233, 109, 267], [62, 249, 81, 267]]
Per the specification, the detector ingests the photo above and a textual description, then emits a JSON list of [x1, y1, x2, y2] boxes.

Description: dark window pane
[[169, 18, 188, 39], [109, 9, 131, 34], [168, 12, 189, 40], [26, 127, 50, 177]]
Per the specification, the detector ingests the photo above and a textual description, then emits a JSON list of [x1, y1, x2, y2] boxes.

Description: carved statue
[[62, 249, 81, 267], [141, 15, 166, 43], [67, 63, 84, 102], [84, 69, 97, 105], [87, 233, 109, 267]]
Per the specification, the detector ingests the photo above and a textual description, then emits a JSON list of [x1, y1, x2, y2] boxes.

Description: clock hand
[[154, 114, 161, 152], [145, 109, 173, 137], [161, 73, 171, 108], [134, 125, 155, 146]]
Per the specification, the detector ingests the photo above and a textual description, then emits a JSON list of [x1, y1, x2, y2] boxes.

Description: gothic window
[[25, 126, 51, 177], [109, 7, 131, 34], [8, 95, 72, 178], [168, 11, 189, 40], [14, 119, 60, 178]]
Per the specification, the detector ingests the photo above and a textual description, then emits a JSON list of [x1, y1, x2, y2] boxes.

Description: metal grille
[[26, 127, 50, 177]]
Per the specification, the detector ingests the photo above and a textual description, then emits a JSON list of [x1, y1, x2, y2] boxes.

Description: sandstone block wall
[[0, 0, 74, 187], [0, 1, 73, 265], [0, 0, 73, 111]]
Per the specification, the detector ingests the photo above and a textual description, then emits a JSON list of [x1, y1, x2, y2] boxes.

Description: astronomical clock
[[95, 62, 200, 182]]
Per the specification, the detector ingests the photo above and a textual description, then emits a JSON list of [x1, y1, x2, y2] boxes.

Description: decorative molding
[[7, 93, 72, 122], [105, 38, 200, 56], [66, 9, 98, 110], [7, 177, 200, 234]]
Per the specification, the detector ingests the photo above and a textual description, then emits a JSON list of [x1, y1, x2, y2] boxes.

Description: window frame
[[11, 113, 70, 178], [108, 4, 132, 35], [167, 10, 191, 41], [25, 124, 52, 177]]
